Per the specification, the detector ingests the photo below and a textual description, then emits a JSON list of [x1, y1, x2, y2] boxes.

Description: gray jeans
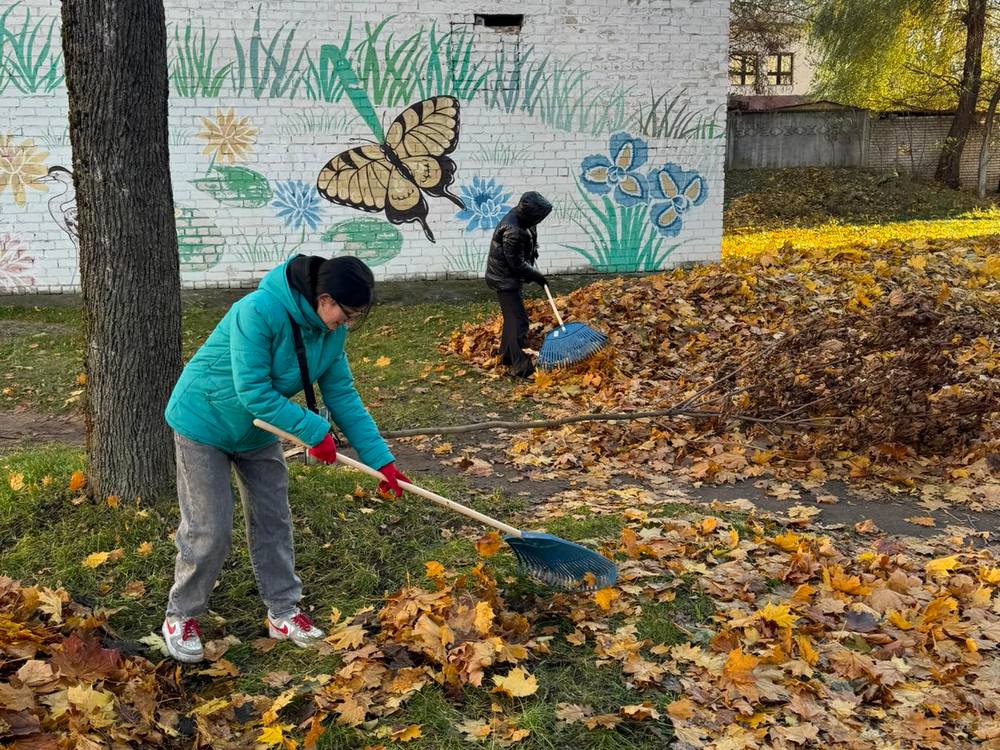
[[166, 432, 301, 619]]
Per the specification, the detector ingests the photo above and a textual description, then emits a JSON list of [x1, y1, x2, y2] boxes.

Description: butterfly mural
[[316, 96, 465, 243]]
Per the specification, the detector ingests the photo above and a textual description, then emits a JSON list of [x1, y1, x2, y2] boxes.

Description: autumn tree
[[61, 0, 181, 499], [811, 0, 996, 188]]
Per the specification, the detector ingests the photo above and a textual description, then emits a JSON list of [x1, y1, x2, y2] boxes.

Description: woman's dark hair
[[316, 256, 375, 329]]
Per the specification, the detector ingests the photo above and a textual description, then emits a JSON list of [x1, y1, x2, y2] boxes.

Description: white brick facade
[[0, 0, 729, 294]]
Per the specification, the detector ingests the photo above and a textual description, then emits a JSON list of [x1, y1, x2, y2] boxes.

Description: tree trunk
[[935, 0, 987, 189], [61, 0, 181, 500], [978, 82, 1000, 198]]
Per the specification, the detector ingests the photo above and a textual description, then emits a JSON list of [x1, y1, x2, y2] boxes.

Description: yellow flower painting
[[196, 108, 259, 165], [0, 134, 49, 207]]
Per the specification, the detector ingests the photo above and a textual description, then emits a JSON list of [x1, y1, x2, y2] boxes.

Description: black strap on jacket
[[288, 313, 318, 414]]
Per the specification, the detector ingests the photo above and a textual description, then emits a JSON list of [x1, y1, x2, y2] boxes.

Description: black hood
[[285, 255, 324, 309], [514, 191, 552, 228]]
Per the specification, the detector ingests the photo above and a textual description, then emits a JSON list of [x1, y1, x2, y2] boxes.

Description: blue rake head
[[537, 322, 609, 370], [503, 531, 617, 590]]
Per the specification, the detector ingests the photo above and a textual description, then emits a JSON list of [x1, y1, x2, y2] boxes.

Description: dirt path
[[3, 408, 996, 544]]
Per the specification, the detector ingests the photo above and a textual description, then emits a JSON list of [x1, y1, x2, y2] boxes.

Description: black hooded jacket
[[485, 191, 552, 292]]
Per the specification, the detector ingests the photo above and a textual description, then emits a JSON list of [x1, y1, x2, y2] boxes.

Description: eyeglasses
[[337, 302, 365, 328]]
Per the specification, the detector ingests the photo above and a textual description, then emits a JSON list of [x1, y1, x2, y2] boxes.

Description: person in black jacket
[[484, 191, 552, 378]]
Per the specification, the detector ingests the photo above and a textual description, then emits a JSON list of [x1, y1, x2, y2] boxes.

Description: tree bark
[[978, 82, 1000, 198], [61, 0, 181, 500], [935, 0, 987, 188]]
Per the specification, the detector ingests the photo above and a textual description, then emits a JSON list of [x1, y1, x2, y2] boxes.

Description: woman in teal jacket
[[161, 255, 408, 663]]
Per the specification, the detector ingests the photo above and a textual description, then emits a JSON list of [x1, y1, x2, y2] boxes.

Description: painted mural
[[0, 3, 726, 292], [314, 46, 466, 243]]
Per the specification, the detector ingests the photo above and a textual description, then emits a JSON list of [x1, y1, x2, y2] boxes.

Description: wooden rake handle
[[252, 418, 523, 538], [543, 284, 566, 331]]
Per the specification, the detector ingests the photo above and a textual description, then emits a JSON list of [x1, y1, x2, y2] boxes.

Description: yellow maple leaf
[[424, 560, 446, 579], [979, 566, 1000, 585], [390, 724, 422, 742], [771, 531, 801, 552], [475, 531, 503, 558], [67, 684, 115, 727], [262, 688, 297, 725], [105, 495, 120, 508], [887, 610, 914, 630], [666, 697, 696, 720], [474, 601, 494, 635], [925, 555, 961, 578], [137, 541, 154, 557], [722, 648, 758, 684], [68, 470, 86, 491], [8, 472, 25, 491], [81, 551, 111, 569], [593, 588, 619, 611], [796, 635, 818, 665], [907, 254, 927, 271], [257, 723, 294, 747], [755, 602, 799, 628], [326, 622, 366, 651], [374, 356, 391, 368], [491, 667, 539, 697]]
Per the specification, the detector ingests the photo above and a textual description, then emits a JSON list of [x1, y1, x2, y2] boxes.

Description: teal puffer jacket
[[165, 257, 393, 469]]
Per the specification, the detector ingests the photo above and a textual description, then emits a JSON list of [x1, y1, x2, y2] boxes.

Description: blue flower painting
[[272, 180, 322, 232], [580, 132, 649, 206], [647, 164, 707, 237], [455, 177, 513, 232]]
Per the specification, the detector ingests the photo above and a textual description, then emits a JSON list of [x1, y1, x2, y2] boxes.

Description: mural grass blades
[[311, 17, 488, 108], [480, 44, 631, 136], [443, 238, 488, 275], [415, 22, 489, 102], [0, 3, 62, 94], [634, 88, 726, 140], [169, 19, 232, 97], [231, 8, 308, 99], [566, 182, 677, 273]]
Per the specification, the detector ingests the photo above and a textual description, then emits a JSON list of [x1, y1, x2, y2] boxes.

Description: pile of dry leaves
[[0, 576, 181, 749], [446, 237, 999, 508]]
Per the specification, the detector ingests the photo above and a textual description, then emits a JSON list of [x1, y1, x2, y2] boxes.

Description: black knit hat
[[316, 256, 375, 309]]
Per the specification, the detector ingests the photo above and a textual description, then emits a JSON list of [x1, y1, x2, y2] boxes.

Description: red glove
[[307, 434, 337, 464], [377, 462, 409, 498]]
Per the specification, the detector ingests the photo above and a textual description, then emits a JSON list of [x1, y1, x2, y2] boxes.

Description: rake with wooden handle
[[253, 418, 617, 590]]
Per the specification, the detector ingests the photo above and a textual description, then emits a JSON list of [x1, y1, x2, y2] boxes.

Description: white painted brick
[[0, 0, 728, 294]]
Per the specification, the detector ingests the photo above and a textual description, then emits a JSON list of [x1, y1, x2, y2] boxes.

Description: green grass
[[0, 306, 85, 414], [0, 444, 713, 749], [0, 445, 520, 637], [0, 298, 520, 428]]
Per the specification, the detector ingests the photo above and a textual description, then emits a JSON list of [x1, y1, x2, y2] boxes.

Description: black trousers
[[496, 288, 534, 377]]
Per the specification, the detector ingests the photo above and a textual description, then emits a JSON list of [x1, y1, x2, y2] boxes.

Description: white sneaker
[[267, 609, 325, 647], [162, 616, 204, 663]]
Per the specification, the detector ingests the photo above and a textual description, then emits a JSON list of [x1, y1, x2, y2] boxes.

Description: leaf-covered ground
[[447, 236, 999, 512], [1, 485, 997, 749], [2, 169, 999, 749]]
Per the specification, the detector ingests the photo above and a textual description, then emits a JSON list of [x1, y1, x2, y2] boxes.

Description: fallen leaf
[[68, 470, 86, 491], [390, 724, 422, 742], [492, 667, 538, 697], [81, 551, 111, 569]]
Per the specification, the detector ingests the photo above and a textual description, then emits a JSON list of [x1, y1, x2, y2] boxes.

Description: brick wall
[[0, 0, 730, 294]]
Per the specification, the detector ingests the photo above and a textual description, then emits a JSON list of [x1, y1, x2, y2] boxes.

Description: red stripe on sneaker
[[166, 622, 177, 635], [274, 623, 289, 635]]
